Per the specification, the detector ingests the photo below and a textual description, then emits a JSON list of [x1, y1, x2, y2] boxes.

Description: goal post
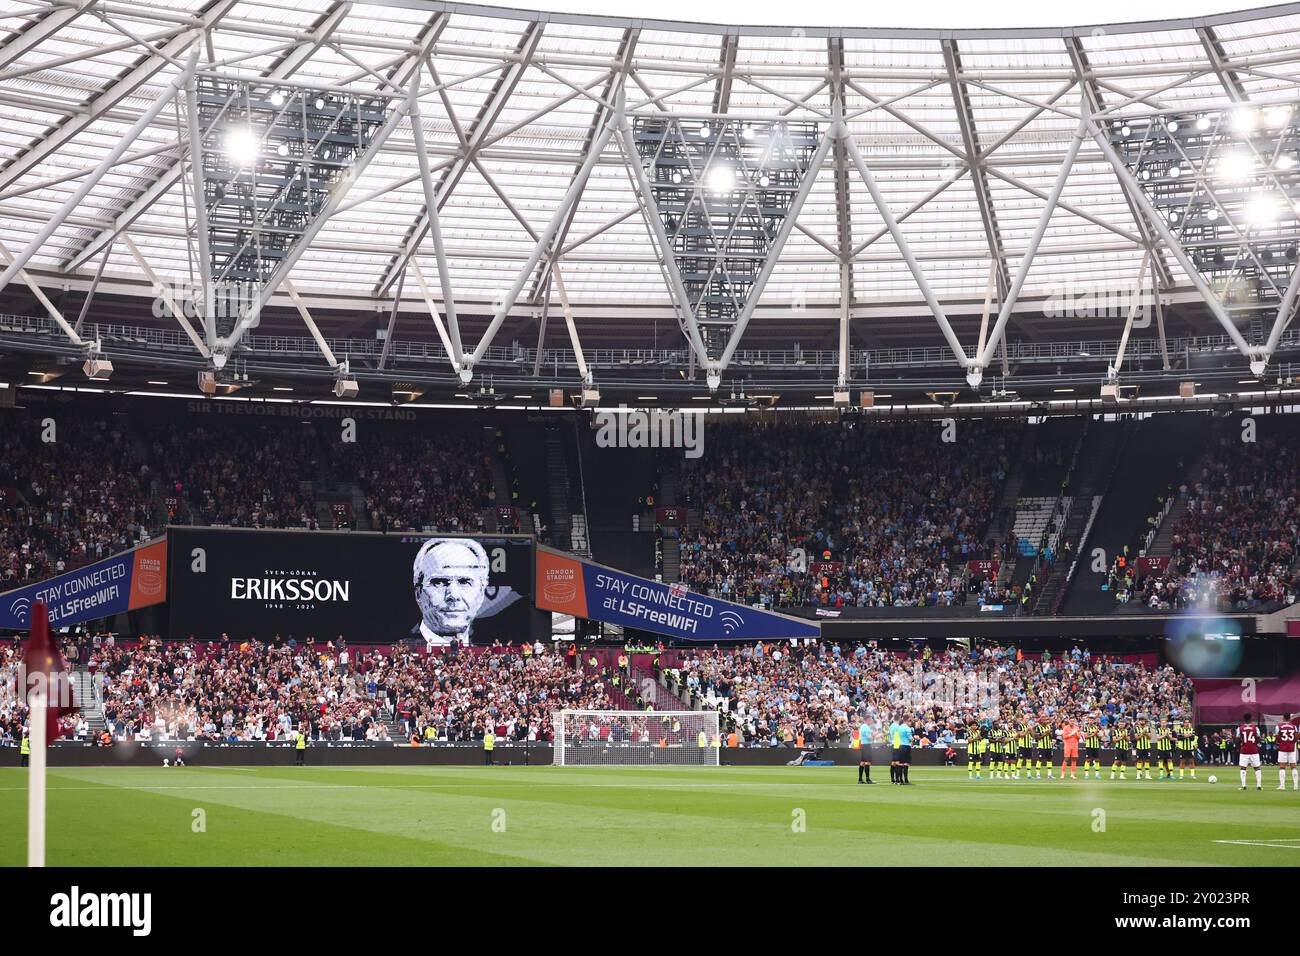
[[553, 710, 721, 767]]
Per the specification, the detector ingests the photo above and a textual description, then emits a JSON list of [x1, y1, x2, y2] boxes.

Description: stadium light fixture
[[224, 126, 259, 167], [1246, 193, 1282, 224], [1265, 105, 1293, 128], [706, 164, 736, 193], [333, 376, 358, 400], [1216, 150, 1253, 181], [1231, 107, 1257, 135]]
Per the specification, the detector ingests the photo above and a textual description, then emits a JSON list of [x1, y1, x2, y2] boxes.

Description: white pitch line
[[1213, 838, 1300, 849]]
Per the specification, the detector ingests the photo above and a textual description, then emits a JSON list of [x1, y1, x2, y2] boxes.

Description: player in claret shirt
[[1275, 713, 1297, 791], [1238, 712, 1263, 791]]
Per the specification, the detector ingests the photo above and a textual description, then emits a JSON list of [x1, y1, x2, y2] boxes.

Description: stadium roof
[[4, 0, 1300, 403]]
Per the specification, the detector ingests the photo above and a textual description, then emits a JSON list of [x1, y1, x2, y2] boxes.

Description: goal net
[[553, 710, 721, 767]]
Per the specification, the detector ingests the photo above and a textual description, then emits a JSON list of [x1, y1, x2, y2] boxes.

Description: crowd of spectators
[[0, 410, 503, 589], [152, 421, 322, 530], [664, 641, 1195, 749], [0, 416, 155, 587], [678, 421, 1017, 608], [63, 638, 624, 745], [333, 427, 495, 533], [0, 636, 89, 744], [0, 631, 1213, 755], [1136, 430, 1300, 612]]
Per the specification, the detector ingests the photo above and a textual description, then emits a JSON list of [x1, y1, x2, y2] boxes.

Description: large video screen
[[167, 527, 540, 645]]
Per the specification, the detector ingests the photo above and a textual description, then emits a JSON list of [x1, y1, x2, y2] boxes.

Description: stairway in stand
[[544, 424, 574, 552], [72, 667, 106, 738], [1033, 421, 1132, 614], [629, 663, 687, 710]]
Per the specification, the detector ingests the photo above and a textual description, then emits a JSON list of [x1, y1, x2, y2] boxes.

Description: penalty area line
[[1213, 838, 1300, 849]]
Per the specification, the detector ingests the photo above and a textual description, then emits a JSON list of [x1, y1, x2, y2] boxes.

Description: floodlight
[[1245, 193, 1281, 224], [706, 164, 736, 193], [1265, 105, 1292, 128], [224, 126, 259, 167], [1216, 150, 1254, 181], [1230, 107, 1257, 134]]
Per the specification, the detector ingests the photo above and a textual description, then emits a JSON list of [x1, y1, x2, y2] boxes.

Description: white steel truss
[[7, 3, 1300, 387]]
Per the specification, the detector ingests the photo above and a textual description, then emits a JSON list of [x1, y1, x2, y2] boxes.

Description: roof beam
[[0, 0, 239, 195], [1197, 25, 1249, 103], [61, 0, 356, 273], [1066, 37, 1174, 290], [0, 45, 201, 295], [526, 27, 638, 307], [0, 0, 93, 71], [1196, 27, 1300, 367], [829, 39, 857, 375], [942, 39, 1009, 300], [710, 34, 738, 114], [373, 21, 546, 298]]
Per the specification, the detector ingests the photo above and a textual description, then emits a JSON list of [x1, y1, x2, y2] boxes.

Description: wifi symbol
[[9, 597, 31, 624], [719, 610, 745, 634]]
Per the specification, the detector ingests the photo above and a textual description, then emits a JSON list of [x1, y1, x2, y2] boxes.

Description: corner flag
[[26, 600, 75, 744], [25, 601, 76, 867]]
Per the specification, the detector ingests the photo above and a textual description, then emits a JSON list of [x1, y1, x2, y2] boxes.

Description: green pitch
[[2, 765, 1298, 866]]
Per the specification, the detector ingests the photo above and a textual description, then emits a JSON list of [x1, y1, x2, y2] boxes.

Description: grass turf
[[2, 764, 1298, 866]]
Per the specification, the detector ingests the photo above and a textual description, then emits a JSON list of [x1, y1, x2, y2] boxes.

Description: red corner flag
[[25, 601, 76, 744]]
